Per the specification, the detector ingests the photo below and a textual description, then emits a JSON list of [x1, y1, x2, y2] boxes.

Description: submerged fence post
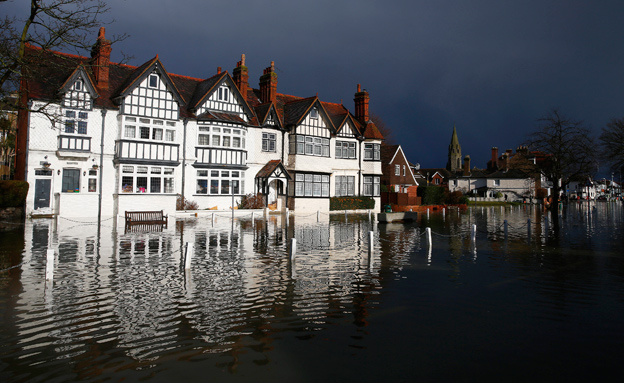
[[504, 219, 508, 240], [45, 248, 55, 281], [251, 211, 255, 227], [368, 231, 374, 256], [184, 242, 193, 270], [471, 224, 477, 243], [289, 238, 297, 260], [211, 212, 215, 226], [426, 227, 432, 248], [427, 208, 430, 219], [317, 210, 320, 222]]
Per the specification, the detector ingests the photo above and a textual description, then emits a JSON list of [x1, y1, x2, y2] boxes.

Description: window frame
[[294, 172, 330, 197]]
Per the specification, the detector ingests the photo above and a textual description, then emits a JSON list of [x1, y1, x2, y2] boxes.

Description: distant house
[[14, 28, 384, 217], [380, 145, 419, 206], [414, 168, 452, 188]]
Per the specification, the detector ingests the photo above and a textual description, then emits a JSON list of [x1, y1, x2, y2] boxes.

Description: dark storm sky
[[6, 0, 624, 169]]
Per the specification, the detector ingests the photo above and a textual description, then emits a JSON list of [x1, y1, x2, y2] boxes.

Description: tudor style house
[[15, 28, 383, 217]]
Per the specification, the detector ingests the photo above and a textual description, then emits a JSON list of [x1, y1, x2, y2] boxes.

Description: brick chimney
[[91, 27, 112, 90], [233, 54, 249, 98], [491, 147, 499, 170], [259, 61, 277, 103], [463, 155, 471, 176], [354, 84, 369, 124]]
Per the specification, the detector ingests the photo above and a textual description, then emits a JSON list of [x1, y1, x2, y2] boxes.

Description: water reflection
[[1, 203, 624, 381]]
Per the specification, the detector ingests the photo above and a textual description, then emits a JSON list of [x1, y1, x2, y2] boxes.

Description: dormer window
[[74, 80, 83, 91], [149, 74, 159, 88], [310, 107, 318, 119]]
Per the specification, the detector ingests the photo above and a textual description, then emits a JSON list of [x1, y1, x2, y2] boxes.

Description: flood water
[[1, 203, 624, 382]]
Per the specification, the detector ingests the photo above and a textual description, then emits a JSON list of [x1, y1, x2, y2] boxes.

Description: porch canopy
[[255, 160, 291, 197]]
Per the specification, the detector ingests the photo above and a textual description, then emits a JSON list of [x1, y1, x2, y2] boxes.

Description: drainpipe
[[181, 118, 188, 204], [98, 109, 107, 223], [358, 140, 362, 195], [24, 100, 33, 184]]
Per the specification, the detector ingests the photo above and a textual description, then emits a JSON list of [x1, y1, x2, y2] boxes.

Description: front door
[[34, 179, 51, 210]]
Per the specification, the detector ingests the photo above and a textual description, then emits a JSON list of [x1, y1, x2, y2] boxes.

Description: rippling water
[[1, 203, 624, 382]]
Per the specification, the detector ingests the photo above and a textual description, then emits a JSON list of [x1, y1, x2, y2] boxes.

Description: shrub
[[330, 196, 375, 211], [0, 180, 29, 208], [176, 194, 198, 210], [494, 191, 503, 199], [418, 185, 447, 205], [238, 193, 265, 209], [446, 190, 464, 204]]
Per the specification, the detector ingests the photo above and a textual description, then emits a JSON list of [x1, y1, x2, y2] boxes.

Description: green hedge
[[330, 196, 375, 211], [0, 180, 29, 208]]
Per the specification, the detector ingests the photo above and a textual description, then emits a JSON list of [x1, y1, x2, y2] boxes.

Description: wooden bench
[[125, 210, 168, 228]]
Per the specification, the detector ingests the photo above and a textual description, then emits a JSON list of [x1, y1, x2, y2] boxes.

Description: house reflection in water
[[8, 213, 402, 372]]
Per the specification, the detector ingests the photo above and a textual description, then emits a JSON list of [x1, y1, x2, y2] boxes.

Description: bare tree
[[0, 0, 127, 102], [525, 109, 597, 207], [599, 118, 624, 174], [370, 113, 394, 145]]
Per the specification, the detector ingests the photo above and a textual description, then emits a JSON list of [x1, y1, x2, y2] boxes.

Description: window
[[364, 143, 380, 161], [336, 176, 355, 197], [149, 74, 158, 88], [74, 80, 83, 91], [62, 169, 80, 192], [403, 165, 406, 177], [127, 117, 176, 142], [140, 127, 150, 139], [218, 86, 229, 102], [166, 130, 175, 141], [124, 125, 136, 138], [335, 141, 356, 159], [198, 127, 210, 145], [88, 169, 97, 192], [292, 135, 329, 157], [152, 128, 163, 140], [434, 178, 440, 185], [363, 176, 380, 197], [493, 179, 500, 186], [64, 110, 88, 135], [310, 107, 318, 119], [395, 165, 400, 176], [196, 169, 245, 195], [295, 173, 330, 197], [262, 132, 276, 152], [120, 165, 174, 194]]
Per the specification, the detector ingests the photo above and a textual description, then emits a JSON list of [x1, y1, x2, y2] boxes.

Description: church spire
[[447, 124, 462, 172]]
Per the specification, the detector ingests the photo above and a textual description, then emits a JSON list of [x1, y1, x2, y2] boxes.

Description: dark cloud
[[5, 0, 624, 170]]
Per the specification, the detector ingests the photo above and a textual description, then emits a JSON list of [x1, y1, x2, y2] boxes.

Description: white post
[[443, 208, 445, 215], [345, 210, 347, 219], [426, 227, 432, 248], [184, 242, 193, 270], [317, 210, 320, 222], [264, 207, 269, 219], [211, 212, 215, 225], [45, 248, 55, 281], [251, 211, 255, 227], [427, 208, 430, 219], [286, 208, 289, 219], [289, 238, 297, 260], [368, 209, 372, 221], [368, 231, 374, 256], [471, 224, 477, 243]]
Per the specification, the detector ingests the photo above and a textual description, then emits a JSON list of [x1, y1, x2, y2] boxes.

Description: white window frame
[[120, 165, 175, 194], [336, 140, 356, 159], [395, 165, 400, 176], [262, 132, 277, 152], [364, 143, 380, 161], [363, 176, 380, 197], [336, 176, 355, 197], [295, 173, 330, 197], [196, 169, 245, 195]]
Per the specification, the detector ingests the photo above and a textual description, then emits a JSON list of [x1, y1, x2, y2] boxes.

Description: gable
[[60, 67, 98, 110], [337, 120, 357, 138], [120, 70, 180, 120], [291, 99, 334, 138], [194, 75, 254, 123]]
